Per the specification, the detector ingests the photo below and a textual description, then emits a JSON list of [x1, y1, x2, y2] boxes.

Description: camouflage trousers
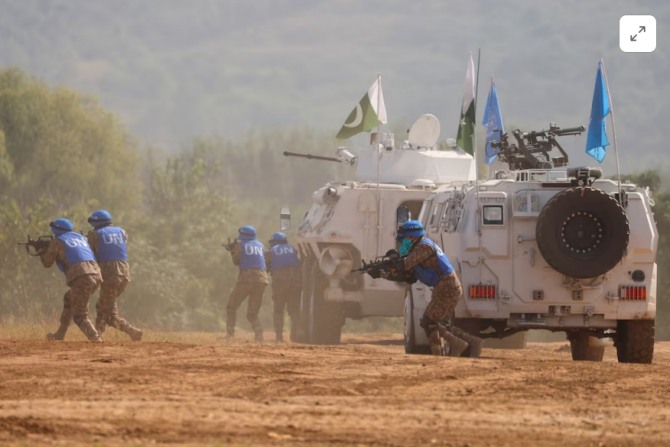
[[422, 272, 463, 350], [271, 281, 302, 341], [423, 272, 463, 323], [95, 278, 142, 340], [51, 275, 101, 341], [226, 281, 266, 337]]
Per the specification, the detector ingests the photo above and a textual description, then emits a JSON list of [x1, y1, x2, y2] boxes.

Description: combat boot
[[442, 331, 469, 357], [120, 320, 143, 342], [451, 326, 483, 358], [95, 314, 107, 336], [428, 331, 446, 356], [75, 317, 102, 342], [46, 325, 68, 341], [128, 327, 143, 342]]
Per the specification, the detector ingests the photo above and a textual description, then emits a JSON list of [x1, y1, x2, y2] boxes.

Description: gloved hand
[[367, 268, 382, 279]]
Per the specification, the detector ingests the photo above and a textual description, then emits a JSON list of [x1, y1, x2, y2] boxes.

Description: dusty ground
[[1, 332, 669, 447]]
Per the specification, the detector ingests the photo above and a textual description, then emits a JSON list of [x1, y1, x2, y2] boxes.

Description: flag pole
[[474, 49, 481, 176], [599, 58, 622, 200], [473, 48, 484, 274], [375, 73, 382, 256], [487, 74, 494, 179], [474, 49, 481, 236]]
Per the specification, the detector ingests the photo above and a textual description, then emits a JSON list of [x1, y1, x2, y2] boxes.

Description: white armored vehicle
[[287, 115, 475, 344], [405, 124, 658, 363]]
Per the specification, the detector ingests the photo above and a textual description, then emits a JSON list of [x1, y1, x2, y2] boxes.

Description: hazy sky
[[1, 0, 667, 174]]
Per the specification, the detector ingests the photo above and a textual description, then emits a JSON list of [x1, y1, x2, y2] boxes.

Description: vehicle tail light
[[619, 285, 647, 300], [469, 284, 496, 300]]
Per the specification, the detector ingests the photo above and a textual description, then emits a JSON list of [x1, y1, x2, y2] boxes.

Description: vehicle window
[[418, 199, 432, 226], [429, 203, 444, 228], [482, 205, 504, 225], [396, 206, 411, 227]]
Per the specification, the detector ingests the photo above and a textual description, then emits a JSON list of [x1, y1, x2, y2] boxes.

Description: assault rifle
[[352, 249, 416, 283], [17, 235, 53, 256], [222, 237, 239, 252]]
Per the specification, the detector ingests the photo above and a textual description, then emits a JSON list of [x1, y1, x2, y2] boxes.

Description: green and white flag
[[456, 54, 476, 155], [336, 77, 387, 139]]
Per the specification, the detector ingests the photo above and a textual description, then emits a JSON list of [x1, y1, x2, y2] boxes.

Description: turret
[[284, 114, 476, 186]]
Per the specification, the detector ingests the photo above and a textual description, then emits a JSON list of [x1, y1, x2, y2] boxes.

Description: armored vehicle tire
[[300, 259, 344, 345], [536, 187, 629, 279], [403, 291, 430, 355], [616, 319, 654, 364], [568, 332, 605, 362]]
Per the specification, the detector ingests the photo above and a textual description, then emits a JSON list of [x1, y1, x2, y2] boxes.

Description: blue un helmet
[[87, 209, 112, 228], [238, 225, 257, 241], [396, 220, 426, 241], [50, 218, 74, 235], [269, 232, 287, 246]]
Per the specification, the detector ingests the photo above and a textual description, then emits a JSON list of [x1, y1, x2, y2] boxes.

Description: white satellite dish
[[408, 114, 441, 149]]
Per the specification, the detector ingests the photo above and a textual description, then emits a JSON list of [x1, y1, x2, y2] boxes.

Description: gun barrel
[[554, 126, 586, 135], [283, 151, 341, 163]]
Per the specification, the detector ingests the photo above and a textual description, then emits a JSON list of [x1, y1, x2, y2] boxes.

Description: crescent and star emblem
[[343, 103, 363, 128]]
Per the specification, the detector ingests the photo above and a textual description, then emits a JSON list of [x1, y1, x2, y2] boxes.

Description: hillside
[[0, 0, 667, 173]]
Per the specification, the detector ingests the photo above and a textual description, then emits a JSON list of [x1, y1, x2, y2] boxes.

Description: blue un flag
[[482, 78, 504, 165], [585, 62, 611, 163]]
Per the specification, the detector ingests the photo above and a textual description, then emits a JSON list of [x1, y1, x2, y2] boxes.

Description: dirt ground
[[1, 332, 669, 447]]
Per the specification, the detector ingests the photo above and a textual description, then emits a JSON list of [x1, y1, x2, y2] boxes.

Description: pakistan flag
[[336, 77, 387, 139], [456, 54, 476, 156]]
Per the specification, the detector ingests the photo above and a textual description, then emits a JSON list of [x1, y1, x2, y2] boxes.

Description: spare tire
[[536, 187, 629, 278]]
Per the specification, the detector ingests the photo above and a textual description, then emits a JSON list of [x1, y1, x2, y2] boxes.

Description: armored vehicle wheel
[[403, 291, 430, 355], [615, 320, 654, 364], [536, 187, 629, 279], [568, 332, 605, 362], [300, 259, 344, 345]]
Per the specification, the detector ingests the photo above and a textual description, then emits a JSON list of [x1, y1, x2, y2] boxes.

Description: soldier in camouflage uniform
[[87, 210, 143, 341], [40, 218, 102, 342], [265, 232, 302, 342], [226, 225, 268, 342], [374, 220, 482, 357]]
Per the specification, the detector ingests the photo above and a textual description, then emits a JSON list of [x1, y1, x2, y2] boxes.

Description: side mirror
[[280, 207, 291, 231]]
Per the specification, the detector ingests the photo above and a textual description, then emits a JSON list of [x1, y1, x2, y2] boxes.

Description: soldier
[[87, 210, 143, 341], [265, 232, 302, 342], [225, 225, 268, 342], [40, 218, 102, 342], [373, 220, 482, 357]]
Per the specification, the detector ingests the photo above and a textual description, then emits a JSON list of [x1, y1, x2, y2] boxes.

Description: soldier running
[[87, 210, 143, 341], [40, 218, 102, 342]]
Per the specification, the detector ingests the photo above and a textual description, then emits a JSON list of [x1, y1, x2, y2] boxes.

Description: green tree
[[0, 68, 142, 321]]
